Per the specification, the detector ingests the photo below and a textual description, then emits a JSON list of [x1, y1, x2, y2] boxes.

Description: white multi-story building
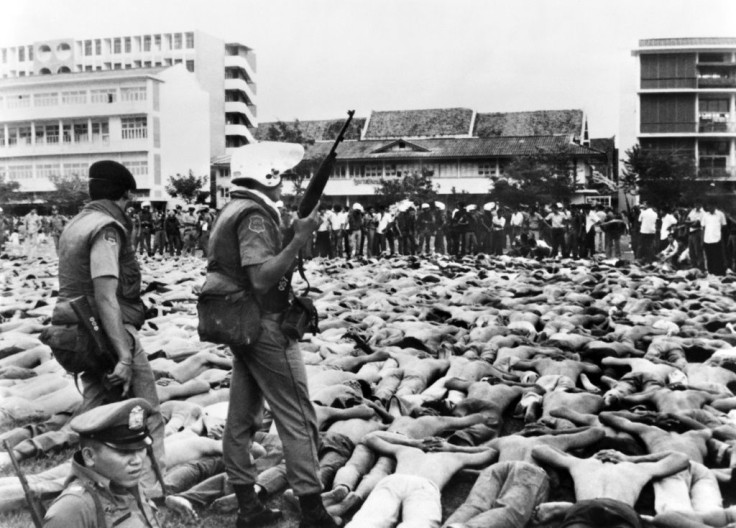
[[0, 30, 256, 158], [0, 64, 210, 202]]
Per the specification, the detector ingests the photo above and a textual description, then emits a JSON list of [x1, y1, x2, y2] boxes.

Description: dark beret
[[89, 160, 137, 191]]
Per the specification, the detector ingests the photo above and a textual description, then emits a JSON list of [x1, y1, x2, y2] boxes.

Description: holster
[[280, 296, 320, 340]]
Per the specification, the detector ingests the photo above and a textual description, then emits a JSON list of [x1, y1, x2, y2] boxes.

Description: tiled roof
[[254, 118, 366, 142], [363, 108, 474, 139], [474, 109, 584, 138], [589, 137, 616, 155], [305, 135, 605, 161]]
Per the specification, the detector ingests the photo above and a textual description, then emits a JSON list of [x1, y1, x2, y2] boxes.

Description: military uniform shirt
[[237, 212, 281, 267], [89, 226, 121, 279]]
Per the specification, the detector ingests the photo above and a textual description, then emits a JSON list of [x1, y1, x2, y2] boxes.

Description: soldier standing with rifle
[[202, 111, 354, 528]]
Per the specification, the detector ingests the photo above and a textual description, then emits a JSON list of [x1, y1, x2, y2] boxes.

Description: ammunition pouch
[[280, 296, 320, 341], [197, 290, 262, 347]]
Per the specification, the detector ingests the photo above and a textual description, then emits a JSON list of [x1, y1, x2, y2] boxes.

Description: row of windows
[[0, 118, 144, 146], [2, 59, 196, 79], [2, 85, 148, 109], [82, 32, 194, 57], [1, 159, 148, 180], [1, 46, 34, 64], [329, 162, 507, 179]]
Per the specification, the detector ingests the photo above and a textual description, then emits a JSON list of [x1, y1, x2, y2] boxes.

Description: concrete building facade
[[632, 37, 736, 185], [0, 65, 210, 203], [0, 30, 257, 159]]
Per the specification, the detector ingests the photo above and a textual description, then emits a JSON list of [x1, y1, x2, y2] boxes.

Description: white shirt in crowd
[[510, 212, 524, 227], [660, 213, 678, 240], [377, 212, 393, 234], [702, 209, 726, 244], [638, 207, 658, 235], [687, 208, 703, 232], [337, 211, 349, 230], [329, 211, 343, 231], [585, 211, 600, 233]]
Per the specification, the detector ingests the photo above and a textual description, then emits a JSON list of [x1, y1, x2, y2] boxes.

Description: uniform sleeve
[[90, 226, 121, 279], [43, 493, 97, 528], [236, 213, 279, 267]]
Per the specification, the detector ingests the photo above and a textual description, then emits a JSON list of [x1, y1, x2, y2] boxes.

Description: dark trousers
[[704, 241, 726, 275], [638, 233, 657, 263], [550, 228, 565, 257]]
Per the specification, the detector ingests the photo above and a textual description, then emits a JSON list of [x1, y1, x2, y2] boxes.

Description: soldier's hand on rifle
[[292, 203, 320, 244], [107, 359, 133, 397]]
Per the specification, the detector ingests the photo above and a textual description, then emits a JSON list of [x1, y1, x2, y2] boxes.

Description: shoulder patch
[[103, 228, 119, 245], [248, 216, 266, 234]]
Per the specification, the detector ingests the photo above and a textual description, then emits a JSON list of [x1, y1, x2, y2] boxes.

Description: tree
[[0, 174, 20, 204], [375, 168, 438, 206], [166, 170, 209, 204], [492, 146, 579, 207], [49, 173, 88, 212], [261, 120, 317, 203], [622, 145, 698, 208]]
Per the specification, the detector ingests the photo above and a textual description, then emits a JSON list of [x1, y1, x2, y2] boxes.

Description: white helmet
[[230, 142, 305, 188], [352, 203, 363, 211], [141, 201, 151, 208]]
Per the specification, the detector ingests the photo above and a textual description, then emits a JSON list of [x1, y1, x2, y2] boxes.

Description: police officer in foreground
[[43, 399, 161, 527], [51, 161, 165, 495], [204, 142, 337, 528]]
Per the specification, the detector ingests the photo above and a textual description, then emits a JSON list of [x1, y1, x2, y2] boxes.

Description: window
[[185, 32, 194, 48], [62, 162, 88, 177], [85, 65, 93, 72], [111, 39, 120, 54], [74, 123, 89, 142], [164, 58, 172, 66], [62, 124, 72, 143], [34, 92, 58, 107], [18, 47, 25, 62], [143, 61, 152, 67], [164, 34, 171, 50], [61, 90, 87, 104], [174, 58, 182, 65], [95, 39, 101, 55], [8, 165, 33, 180], [114, 63, 122, 70], [120, 86, 147, 101], [36, 163, 60, 178], [90, 88, 117, 103], [143, 36, 151, 52], [186, 60, 194, 72], [173, 33, 182, 49], [121, 117, 147, 139], [84, 40, 92, 56], [134, 60, 142, 68], [126, 160, 148, 175], [364, 165, 381, 178], [154, 35, 161, 51], [1, 49, 6, 63], [42, 124, 59, 143], [124, 37, 131, 53], [91, 121, 109, 142], [7, 94, 30, 108], [478, 162, 495, 176], [27, 46, 33, 61]]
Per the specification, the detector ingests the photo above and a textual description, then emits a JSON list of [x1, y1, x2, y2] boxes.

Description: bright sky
[[3, 0, 735, 149]]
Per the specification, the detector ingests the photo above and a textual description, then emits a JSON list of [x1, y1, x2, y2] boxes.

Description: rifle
[[4, 440, 46, 528], [297, 110, 355, 218]]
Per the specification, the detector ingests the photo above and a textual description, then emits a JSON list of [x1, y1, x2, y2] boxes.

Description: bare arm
[[93, 276, 132, 396], [247, 206, 319, 294], [598, 411, 650, 436], [641, 451, 690, 480], [532, 444, 574, 470], [552, 427, 606, 452]]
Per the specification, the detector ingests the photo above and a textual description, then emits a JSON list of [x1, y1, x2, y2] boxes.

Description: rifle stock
[[297, 110, 355, 218], [4, 440, 46, 528]]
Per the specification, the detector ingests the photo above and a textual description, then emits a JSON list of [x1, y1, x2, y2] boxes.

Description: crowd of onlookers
[[2, 199, 735, 275], [285, 200, 736, 275]]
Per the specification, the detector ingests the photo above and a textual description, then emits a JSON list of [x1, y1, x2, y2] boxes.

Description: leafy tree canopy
[[0, 174, 20, 204], [49, 173, 88, 212], [166, 170, 209, 204], [490, 146, 578, 208], [375, 168, 438, 206], [622, 145, 698, 208]]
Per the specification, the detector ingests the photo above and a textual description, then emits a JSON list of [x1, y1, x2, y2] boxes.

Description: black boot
[[299, 493, 340, 528], [233, 484, 281, 527]]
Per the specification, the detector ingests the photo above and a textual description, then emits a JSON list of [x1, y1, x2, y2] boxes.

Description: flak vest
[[52, 206, 145, 328], [206, 195, 292, 313]]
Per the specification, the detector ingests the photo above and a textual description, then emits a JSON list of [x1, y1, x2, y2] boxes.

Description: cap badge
[[129, 406, 145, 431]]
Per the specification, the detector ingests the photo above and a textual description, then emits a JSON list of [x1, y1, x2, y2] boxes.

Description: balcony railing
[[698, 77, 736, 88], [641, 78, 697, 89], [641, 122, 697, 133], [0, 134, 110, 148], [698, 120, 736, 133]]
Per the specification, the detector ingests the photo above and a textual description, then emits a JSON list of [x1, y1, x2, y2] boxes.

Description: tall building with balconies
[[0, 30, 256, 159], [0, 65, 210, 202], [632, 38, 736, 183]]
